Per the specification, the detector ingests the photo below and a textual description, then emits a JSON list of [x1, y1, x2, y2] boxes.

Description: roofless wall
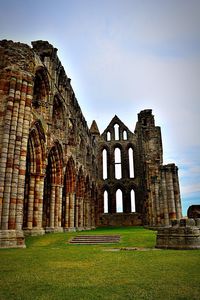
[[0, 40, 182, 248]]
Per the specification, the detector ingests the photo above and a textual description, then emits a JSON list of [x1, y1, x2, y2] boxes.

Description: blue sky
[[0, 0, 199, 215]]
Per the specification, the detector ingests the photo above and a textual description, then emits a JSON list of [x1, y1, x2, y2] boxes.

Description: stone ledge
[[156, 218, 200, 250], [0, 230, 26, 248]]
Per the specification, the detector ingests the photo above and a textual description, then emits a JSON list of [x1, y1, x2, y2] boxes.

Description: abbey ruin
[[0, 40, 182, 248]]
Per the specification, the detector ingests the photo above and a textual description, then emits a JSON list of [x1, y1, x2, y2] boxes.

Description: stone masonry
[[0, 40, 182, 247]]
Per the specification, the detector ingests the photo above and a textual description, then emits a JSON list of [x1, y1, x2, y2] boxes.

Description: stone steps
[[69, 235, 120, 244]]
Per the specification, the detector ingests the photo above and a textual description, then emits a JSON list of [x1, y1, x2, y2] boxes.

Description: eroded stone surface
[[156, 218, 200, 249]]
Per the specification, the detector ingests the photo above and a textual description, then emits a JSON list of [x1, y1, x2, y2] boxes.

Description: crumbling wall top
[[0, 39, 35, 73]]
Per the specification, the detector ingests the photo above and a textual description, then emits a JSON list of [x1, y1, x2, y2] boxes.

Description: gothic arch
[[62, 156, 76, 229], [43, 140, 64, 230], [23, 120, 46, 231], [101, 145, 110, 179], [32, 67, 49, 110], [52, 95, 66, 132], [76, 167, 85, 228]]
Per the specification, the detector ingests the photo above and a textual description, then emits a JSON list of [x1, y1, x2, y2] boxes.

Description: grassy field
[[0, 227, 200, 300]]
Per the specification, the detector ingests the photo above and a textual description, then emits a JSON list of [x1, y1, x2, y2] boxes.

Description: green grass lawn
[[0, 227, 200, 300]]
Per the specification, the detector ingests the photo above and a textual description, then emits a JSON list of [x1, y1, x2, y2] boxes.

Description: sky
[[0, 0, 199, 215]]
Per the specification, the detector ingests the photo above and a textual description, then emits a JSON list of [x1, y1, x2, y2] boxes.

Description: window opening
[[131, 189, 136, 212], [123, 130, 127, 140], [128, 148, 134, 178], [102, 149, 107, 179], [114, 124, 119, 140], [116, 189, 123, 212], [104, 190, 108, 213], [114, 148, 122, 179], [107, 131, 111, 141]]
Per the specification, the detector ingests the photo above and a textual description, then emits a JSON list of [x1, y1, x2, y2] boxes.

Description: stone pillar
[[27, 175, 35, 229], [166, 166, 176, 220], [64, 193, 70, 228], [79, 197, 84, 229], [161, 169, 170, 226], [75, 196, 79, 228], [58, 185, 63, 228], [69, 192, 75, 229], [172, 166, 182, 220], [154, 179, 160, 225], [0, 73, 33, 247], [38, 174, 45, 229], [16, 82, 32, 231], [50, 185, 55, 228]]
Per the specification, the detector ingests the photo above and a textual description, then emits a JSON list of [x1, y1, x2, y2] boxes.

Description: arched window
[[114, 124, 119, 140], [114, 148, 122, 179], [123, 130, 127, 140], [104, 190, 108, 213], [128, 148, 134, 178], [102, 149, 107, 179], [131, 189, 136, 212], [32, 68, 49, 109], [116, 189, 123, 212], [107, 131, 111, 141]]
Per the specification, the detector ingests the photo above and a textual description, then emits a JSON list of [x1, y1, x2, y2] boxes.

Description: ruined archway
[[32, 67, 49, 110], [23, 121, 46, 234], [62, 157, 76, 230], [43, 141, 63, 231], [76, 167, 85, 229]]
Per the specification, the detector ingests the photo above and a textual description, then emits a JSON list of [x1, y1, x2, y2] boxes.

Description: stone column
[[166, 166, 176, 220], [75, 197, 79, 228], [58, 185, 63, 228], [54, 186, 59, 228], [172, 166, 182, 220], [69, 192, 75, 229], [27, 175, 35, 229], [16, 81, 32, 230], [38, 174, 45, 229], [33, 175, 40, 227], [161, 169, 170, 226], [50, 185, 56, 228], [79, 197, 84, 229], [0, 77, 17, 230], [64, 193, 70, 228]]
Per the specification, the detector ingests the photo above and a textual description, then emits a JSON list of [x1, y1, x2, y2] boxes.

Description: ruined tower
[[96, 111, 182, 227]]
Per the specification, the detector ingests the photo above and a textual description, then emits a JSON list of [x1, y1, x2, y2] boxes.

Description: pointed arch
[[128, 147, 134, 178], [114, 124, 119, 140], [23, 120, 46, 230], [62, 156, 76, 229], [114, 147, 122, 179], [103, 190, 108, 213], [52, 95, 66, 130], [116, 189, 123, 213], [43, 140, 64, 229], [107, 131, 111, 141], [76, 167, 85, 228], [131, 189, 136, 212], [32, 67, 49, 109], [102, 148, 108, 179]]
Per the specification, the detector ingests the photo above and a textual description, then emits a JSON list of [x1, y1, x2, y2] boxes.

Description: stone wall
[[156, 219, 200, 249], [0, 39, 183, 247], [0, 40, 98, 247], [97, 110, 182, 227], [99, 213, 142, 226]]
